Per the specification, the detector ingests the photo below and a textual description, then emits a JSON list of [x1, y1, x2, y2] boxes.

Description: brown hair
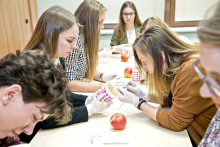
[[74, 0, 107, 82], [197, 2, 220, 47], [0, 50, 71, 124], [23, 5, 80, 59], [140, 16, 179, 37], [117, 1, 142, 41], [133, 26, 198, 104]]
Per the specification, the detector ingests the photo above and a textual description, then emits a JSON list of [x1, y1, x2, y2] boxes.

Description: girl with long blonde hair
[[20, 5, 111, 143], [66, 0, 120, 92], [117, 26, 216, 145]]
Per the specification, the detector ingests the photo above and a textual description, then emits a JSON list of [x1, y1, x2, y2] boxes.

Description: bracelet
[[98, 73, 104, 82], [137, 99, 147, 111], [96, 72, 101, 81]]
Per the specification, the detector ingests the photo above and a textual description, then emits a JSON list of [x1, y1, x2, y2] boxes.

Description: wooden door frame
[[28, 0, 38, 32]]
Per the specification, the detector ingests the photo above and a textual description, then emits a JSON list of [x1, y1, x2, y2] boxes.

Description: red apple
[[124, 67, 132, 78], [121, 53, 129, 62], [110, 113, 127, 130]]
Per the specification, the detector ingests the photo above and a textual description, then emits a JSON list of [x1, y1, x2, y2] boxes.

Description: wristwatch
[[137, 98, 147, 111]]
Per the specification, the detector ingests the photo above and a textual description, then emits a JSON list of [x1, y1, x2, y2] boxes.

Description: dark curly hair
[[0, 50, 71, 124]]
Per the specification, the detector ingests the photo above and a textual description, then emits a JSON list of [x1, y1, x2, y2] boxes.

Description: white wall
[[36, 0, 199, 48], [99, 0, 165, 23], [175, 0, 218, 21], [37, 0, 82, 17]]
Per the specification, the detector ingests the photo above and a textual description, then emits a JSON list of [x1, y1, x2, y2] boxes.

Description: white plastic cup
[[97, 83, 117, 102], [125, 47, 133, 58], [131, 67, 142, 82]]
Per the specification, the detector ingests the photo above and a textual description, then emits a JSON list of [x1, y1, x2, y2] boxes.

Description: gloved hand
[[102, 73, 119, 83], [85, 90, 100, 105], [112, 45, 125, 53], [98, 48, 113, 58], [125, 80, 149, 100], [102, 76, 125, 90], [86, 94, 111, 116], [117, 87, 139, 107], [86, 90, 111, 116]]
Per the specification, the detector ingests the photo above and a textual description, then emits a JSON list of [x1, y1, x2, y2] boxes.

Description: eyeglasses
[[122, 13, 135, 18], [193, 59, 220, 97]]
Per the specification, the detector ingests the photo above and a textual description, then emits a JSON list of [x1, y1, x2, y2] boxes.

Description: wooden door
[[0, 0, 37, 58]]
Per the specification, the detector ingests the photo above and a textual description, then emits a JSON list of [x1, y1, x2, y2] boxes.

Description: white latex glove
[[112, 45, 125, 53], [102, 76, 125, 90], [85, 90, 100, 105], [86, 90, 111, 116], [117, 87, 139, 107], [102, 73, 119, 83], [98, 48, 113, 58], [125, 80, 149, 100]]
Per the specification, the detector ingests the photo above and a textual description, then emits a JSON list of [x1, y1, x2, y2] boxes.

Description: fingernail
[[102, 99, 104, 103]]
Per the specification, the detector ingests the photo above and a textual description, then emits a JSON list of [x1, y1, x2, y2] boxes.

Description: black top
[[168, 91, 173, 105]]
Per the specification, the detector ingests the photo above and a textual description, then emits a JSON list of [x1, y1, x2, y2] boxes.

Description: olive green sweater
[[110, 24, 141, 46]]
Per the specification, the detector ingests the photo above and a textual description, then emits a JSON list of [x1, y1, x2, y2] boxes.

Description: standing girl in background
[[117, 26, 216, 146], [66, 0, 120, 92], [110, 1, 142, 49]]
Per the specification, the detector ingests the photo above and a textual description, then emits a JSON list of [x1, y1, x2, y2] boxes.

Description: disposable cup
[[131, 67, 142, 82], [97, 84, 117, 102], [125, 47, 133, 58]]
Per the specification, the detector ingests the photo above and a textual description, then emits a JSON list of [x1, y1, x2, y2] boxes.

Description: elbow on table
[[169, 125, 186, 132]]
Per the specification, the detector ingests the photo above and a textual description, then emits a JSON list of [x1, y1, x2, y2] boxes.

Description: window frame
[[164, 0, 200, 27]]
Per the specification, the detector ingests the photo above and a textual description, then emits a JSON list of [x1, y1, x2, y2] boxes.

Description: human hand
[[102, 73, 119, 83], [125, 80, 149, 100], [98, 48, 113, 58], [86, 90, 111, 116], [117, 87, 139, 107]]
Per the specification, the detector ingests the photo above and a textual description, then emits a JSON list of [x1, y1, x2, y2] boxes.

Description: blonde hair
[[117, 1, 142, 41], [140, 16, 179, 37], [197, 2, 220, 47], [74, 0, 107, 82], [133, 26, 198, 104], [23, 5, 81, 59]]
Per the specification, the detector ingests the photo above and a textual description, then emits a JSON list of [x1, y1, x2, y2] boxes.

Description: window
[[165, 0, 218, 27]]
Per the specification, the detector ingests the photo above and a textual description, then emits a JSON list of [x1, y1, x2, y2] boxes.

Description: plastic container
[[131, 67, 142, 82], [97, 83, 117, 102]]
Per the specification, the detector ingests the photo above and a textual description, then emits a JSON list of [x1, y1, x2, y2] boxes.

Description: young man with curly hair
[[0, 50, 71, 146]]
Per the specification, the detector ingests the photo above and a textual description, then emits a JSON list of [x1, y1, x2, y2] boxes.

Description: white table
[[30, 55, 192, 147]]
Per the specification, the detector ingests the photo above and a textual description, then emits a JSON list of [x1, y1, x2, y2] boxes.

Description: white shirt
[[126, 29, 136, 45], [54, 58, 60, 66]]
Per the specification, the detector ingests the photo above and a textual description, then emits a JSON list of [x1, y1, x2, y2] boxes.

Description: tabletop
[[29, 55, 192, 147]]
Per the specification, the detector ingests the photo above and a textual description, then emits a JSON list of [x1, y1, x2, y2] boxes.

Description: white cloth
[[179, 36, 194, 45], [98, 48, 113, 59], [54, 58, 60, 66], [126, 29, 136, 45]]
